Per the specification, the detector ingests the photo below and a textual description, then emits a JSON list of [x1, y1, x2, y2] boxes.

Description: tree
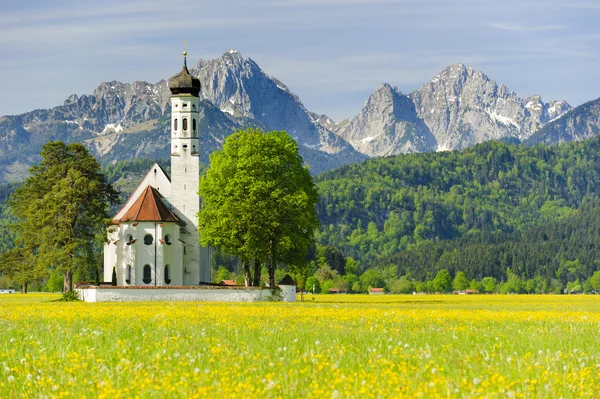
[[433, 269, 452, 293], [199, 128, 319, 287], [590, 271, 600, 293], [306, 276, 320, 294], [5, 142, 118, 292], [481, 277, 497, 293], [452, 271, 468, 291]]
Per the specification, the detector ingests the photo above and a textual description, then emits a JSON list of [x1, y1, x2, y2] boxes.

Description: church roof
[[114, 185, 179, 223], [168, 52, 201, 96]]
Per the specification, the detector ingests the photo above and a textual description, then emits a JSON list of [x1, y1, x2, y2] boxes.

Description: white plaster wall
[[280, 285, 297, 302], [77, 288, 271, 303]]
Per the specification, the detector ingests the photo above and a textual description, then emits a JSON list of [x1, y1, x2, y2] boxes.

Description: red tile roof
[[218, 280, 237, 286], [114, 185, 179, 223], [369, 288, 384, 293]]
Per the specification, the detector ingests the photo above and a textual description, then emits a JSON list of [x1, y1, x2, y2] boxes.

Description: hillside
[[314, 137, 600, 281]]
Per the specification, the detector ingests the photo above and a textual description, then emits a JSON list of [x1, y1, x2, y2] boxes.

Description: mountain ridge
[[1, 50, 598, 183]]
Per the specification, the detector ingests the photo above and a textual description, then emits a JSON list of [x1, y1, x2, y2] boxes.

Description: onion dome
[[168, 51, 201, 96]]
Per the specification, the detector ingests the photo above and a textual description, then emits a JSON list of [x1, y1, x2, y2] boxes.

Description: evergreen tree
[[4, 142, 118, 292]]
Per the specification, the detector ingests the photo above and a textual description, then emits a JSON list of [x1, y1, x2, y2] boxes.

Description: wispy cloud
[[488, 23, 563, 32]]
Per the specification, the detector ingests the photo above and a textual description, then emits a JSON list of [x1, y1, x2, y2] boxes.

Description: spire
[[168, 41, 201, 96], [183, 40, 188, 69]]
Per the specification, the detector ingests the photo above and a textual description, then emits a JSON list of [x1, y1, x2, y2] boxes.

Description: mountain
[[335, 84, 436, 156], [337, 64, 571, 156], [524, 97, 600, 146], [0, 50, 364, 183]]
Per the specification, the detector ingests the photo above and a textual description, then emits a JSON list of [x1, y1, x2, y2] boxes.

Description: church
[[103, 51, 211, 286]]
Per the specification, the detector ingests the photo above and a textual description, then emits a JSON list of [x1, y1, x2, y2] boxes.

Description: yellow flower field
[[1, 294, 599, 398]]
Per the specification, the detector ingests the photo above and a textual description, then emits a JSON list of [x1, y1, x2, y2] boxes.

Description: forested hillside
[[314, 138, 600, 281]]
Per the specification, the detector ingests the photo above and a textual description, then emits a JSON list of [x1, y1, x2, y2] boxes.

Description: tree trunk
[[268, 251, 275, 288], [252, 259, 261, 287], [24, 283, 28, 294], [63, 271, 73, 292], [20, 284, 25, 294], [242, 260, 252, 287]]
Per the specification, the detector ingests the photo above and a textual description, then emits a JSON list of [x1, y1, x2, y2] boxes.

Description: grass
[[1, 294, 599, 398]]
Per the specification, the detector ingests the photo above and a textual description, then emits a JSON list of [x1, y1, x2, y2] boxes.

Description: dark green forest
[[314, 139, 600, 270]]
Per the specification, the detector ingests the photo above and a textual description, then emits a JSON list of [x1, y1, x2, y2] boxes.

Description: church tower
[[167, 51, 210, 284]]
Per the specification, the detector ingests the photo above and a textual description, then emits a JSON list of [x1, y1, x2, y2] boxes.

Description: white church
[[103, 52, 211, 286]]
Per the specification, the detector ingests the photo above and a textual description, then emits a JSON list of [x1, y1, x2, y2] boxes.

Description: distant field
[[1, 294, 599, 398]]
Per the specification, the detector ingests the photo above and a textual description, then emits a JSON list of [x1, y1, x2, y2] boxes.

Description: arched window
[[164, 234, 172, 245], [126, 265, 132, 285], [173, 118, 178, 131], [144, 234, 153, 245], [165, 265, 171, 285], [192, 118, 197, 132], [126, 234, 133, 245], [183, 118, 188, 131], [143, 265, 152, 284]]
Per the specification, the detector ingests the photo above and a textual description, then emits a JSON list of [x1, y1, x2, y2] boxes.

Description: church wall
[[76, 286, 271, 303], [104, 227, 119, 282]]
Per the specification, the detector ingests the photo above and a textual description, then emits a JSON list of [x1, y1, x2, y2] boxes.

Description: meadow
[[1, 294, 599, 398]]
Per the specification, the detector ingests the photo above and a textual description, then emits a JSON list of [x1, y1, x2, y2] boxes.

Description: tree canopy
[[2, 141, 118, 292], [198, 128, 319, 287]]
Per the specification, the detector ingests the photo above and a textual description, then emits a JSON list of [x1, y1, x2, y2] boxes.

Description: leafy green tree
[[216, 266, 231, 282], [344, 257, 359, 276], [359, 269, 385, 289], [469, 279, 480, 292], [590, 271, 600, 292], [391, 276, 414, 294], [351, 281, 362, 293], [306, 276, 320, 294], [452, 271, 468, 291], [199, 128, 319, 287], [433, 269, 452, 292], [321, 280, 333, 294], [5, 142, 118, 292], [480, 277, 497, 293], [46, 270, 64, 293]]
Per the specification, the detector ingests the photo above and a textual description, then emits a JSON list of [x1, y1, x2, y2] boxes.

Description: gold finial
[[183, 40, 188, 68]]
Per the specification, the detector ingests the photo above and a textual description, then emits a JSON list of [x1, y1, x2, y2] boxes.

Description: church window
[[144, 234, 153, 245], [183, 103, 188, 108], [143, 265, 152, 284], [193, 118, 196, 132], [174, 118, 178, 131], [164, 234, 172, 245], [165, 265, 171, 285], [126, 234, 133, 245], [183, 118, 188, 131], [126, 265, 131, 285]]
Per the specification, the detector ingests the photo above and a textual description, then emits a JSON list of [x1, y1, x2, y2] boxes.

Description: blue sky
[[1, 0, 600, 121]]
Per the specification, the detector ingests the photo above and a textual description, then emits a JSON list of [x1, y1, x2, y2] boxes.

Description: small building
[[278, 275, 297, 302], [369, 287, 384, 295], [218, 280, 237, 286], [329, 288, 344, 294]]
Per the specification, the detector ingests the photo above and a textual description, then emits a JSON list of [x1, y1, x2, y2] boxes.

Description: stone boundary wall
[[75, 285, 272, 303]]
